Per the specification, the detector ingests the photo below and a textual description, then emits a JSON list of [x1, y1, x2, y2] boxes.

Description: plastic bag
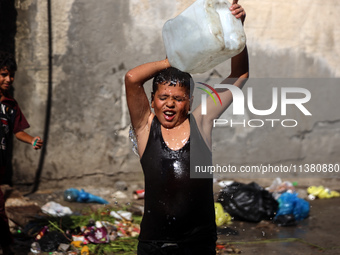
[[273, 214, 296, 226], [217, 182, 278, 222], [214, 202, 231, 226], [267, 177, 296, 200], [41, 201, 73, 216], [275, 192, 309, 222], [307, 186, 340, 199], [83, 221, 109, 244], [38, 231, 70, 252], [64, 188, 109, 204]]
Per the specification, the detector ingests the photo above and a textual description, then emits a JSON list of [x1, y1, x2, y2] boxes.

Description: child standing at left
[[0, 51, 43, 255]]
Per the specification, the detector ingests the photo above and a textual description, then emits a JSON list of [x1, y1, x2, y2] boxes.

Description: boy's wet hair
[[152, 67, 194, 96], [0, 51, 17, 73]]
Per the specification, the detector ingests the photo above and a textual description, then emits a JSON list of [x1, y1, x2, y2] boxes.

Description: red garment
[[1, 96, 30, 134], [0, 96, 30, 177]]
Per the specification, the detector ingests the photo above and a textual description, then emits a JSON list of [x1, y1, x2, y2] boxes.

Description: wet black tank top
[[139, 115, 216, 243]]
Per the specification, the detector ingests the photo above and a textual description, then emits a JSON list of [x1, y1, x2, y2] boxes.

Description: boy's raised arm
[[192, 1, 249, 148], [125, 59, 170, 131]]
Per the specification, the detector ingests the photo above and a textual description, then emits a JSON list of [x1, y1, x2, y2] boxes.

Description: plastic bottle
[[162, 0, 246, 74], [35, 226, 48, 241], [64, 188, 109, 204]]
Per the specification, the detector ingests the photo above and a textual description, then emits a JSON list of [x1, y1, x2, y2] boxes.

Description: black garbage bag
[[273, 214, 297, 226], [38, 231, 70, 252], [217, 182, 278, 222]]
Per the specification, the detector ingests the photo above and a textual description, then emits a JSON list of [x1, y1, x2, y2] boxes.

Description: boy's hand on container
[[230, 1, 246, 24], [32, 137, 43, 150]]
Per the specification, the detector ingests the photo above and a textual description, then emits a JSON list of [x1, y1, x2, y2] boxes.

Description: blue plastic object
[[64, 188, 109, 204], [275, 192, 309, 221]]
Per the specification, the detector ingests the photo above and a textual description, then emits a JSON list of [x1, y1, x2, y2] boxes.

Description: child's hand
[[230, 0, 246, 24], [32, 137, 43, 150]]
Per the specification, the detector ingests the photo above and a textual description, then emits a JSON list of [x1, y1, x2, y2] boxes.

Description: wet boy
[[0, 51, 43, 255], [125, 1, 248, 254]]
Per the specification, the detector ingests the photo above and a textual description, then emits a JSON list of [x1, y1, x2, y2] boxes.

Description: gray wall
[[12, 0, 340, 188]]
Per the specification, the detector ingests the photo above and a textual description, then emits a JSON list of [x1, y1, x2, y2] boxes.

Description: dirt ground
[[1, 178, 340, 255]]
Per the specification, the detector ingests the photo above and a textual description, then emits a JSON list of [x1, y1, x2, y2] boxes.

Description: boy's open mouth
[[163, 110, 176, 121]]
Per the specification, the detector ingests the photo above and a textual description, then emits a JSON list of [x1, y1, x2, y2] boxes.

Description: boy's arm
[[193, 1, 248, 147], [211, 45, 249, 120], [125, 59, 170, 131], [15, 131, 43, 149]]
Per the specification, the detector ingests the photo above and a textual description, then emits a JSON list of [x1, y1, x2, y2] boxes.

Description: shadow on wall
[[0, 0, 17, 54]]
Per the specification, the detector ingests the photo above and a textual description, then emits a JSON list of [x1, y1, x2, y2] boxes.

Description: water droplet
[[129, 125, 139, 157]]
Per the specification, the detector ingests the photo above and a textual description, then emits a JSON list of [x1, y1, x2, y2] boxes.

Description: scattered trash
[[217, 182, 278, 222], [41, 201, 73, 216], [216, 243, 241, 254], [72, 235, 85, 243], [10, 180, 336, 254], [35, 225, 49, 241], [58, 243, 70, 252], [267, 177, 296, 200], [133, 189, 145, 200], [102, 221, 118, 241], [307, 186, 340, 200], [214, 202, 231, 227], [112, 190, 128, 199], [83, 221, 110, 244], [31, 242, 41, 253], [38, 231, 71, 252], [70, 240, 82, 248], [116, 221, 140, 238], [218, 180, 234, 188], [64, 188, 109, 204], [110, 210, 132, 221], [81, 246, 89, 255], [274, 192, 309, 226]]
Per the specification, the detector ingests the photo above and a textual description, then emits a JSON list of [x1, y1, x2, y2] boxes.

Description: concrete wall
[[12, 0, 340, 188]]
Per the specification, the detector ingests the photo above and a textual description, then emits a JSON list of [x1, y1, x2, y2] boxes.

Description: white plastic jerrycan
[[162, 0, 246, 74]]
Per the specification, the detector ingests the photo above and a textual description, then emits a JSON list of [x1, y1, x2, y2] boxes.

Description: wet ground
[[217, 197, 340, 254], [1, 179, 340, 255]]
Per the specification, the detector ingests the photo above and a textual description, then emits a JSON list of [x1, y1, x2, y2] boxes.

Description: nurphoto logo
[[198, 83, 312, 128], [197, 82, 222, 115]]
